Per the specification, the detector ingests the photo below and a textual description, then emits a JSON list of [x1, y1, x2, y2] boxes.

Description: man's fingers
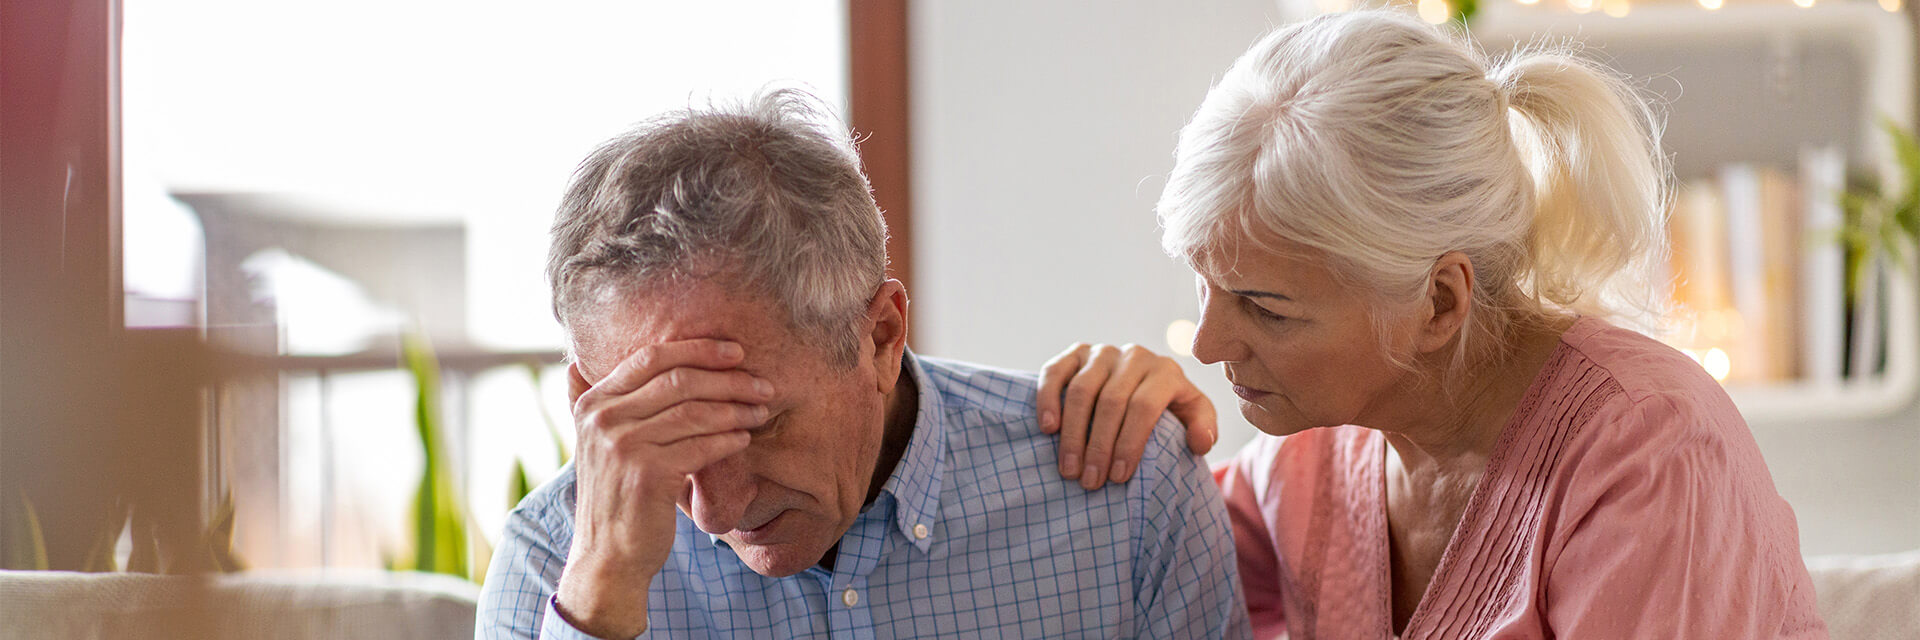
[[586, 339, 746, 404], [650, 401, 769, 442], [1082, 346, 1156, 490], [654, 429, 753, 476], [1057, 345, 1119, 480], [567, 361, 592, 406], [1035, 343, 1090, 434], [584, 399, 769, 447], [577, 363, 772, 438], [619, 367, 774, 420]]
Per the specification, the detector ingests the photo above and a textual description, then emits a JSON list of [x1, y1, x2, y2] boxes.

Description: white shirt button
[[913, 524, 930, 540], [842, 587, 859, 607]]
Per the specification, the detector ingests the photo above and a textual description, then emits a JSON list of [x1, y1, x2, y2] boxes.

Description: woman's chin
[[1238, 400, 1314, 437]]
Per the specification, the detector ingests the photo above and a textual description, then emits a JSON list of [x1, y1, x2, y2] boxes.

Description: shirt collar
[[705, 350, 948, 553], [877, 350, 947, 553]]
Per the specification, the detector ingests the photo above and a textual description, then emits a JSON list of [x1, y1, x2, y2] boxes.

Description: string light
[[1463, 0, 1907, 14], [1165, 320, 1197, 358], [1679, 347, 1734, 383], [1417, 0, 1452, 23], [1703, 348, 1732, 382]]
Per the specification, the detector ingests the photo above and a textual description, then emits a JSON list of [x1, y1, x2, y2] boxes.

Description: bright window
[[123, 0, 849, 573]]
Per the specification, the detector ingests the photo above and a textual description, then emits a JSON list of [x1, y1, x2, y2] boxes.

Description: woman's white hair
[[1160, 10, 1670, 375]]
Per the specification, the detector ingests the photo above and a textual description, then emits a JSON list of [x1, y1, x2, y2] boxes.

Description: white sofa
[[0, 569, 478, 640], [1806, 550, 1920, 640], [1, 552, 1915, 639]]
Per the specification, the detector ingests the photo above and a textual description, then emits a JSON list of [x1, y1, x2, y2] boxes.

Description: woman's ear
[[866, 279, 910, 393], [1418, 252, 1475, 354]]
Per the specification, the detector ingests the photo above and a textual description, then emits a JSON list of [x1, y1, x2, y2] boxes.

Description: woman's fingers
[[1036, 343, 1091, 434], [1108, 382, 1173, 484], [1079, 346, 1158, 490], [1057, 344, 1120, 479], [1042, 341, 1219, 486], [1170, 382, 1219, 457]]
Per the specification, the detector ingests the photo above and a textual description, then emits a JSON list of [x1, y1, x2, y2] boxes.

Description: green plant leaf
[[3, 491, 49, 571], [510, 458, 534, 508], [466, 510, 495, 585], [1839, 191, 1877, 223], [204, 492, 245, 573], [1881, 117, 1920, 208], [1833, 115, 1920, 295], [401, 332, 469, 580], [126, 516, 159, 573], [1450, 0, 1479, 25], [1896, 198, 1920, 243], [525, 362, 571, 466], [80, 502, 128, 572]]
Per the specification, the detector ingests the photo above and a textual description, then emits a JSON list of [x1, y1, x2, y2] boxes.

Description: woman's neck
[[1378, 315, 1573, 477]]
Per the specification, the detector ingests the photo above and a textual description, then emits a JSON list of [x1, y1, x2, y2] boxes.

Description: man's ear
[[1416, 252, 1475, 354], [865, 279, 910, 393]]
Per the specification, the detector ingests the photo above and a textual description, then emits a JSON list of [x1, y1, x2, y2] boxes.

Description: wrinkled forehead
[[568, 280, 801, 380]]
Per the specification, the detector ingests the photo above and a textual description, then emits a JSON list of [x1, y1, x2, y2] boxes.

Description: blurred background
[[3, 0, 1918, 636]]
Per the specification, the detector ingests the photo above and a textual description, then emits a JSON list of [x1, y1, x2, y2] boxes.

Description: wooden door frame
[[849, 0, 915, 311]]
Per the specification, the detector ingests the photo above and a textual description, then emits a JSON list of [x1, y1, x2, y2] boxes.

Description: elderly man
[[477, 90, 1247, 639]]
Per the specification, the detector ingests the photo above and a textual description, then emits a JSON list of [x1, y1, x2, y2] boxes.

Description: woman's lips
[[1232, 384, 1271, 402]]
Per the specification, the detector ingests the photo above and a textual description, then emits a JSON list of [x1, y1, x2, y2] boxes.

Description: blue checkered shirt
[[477, 353, 1249, 639]]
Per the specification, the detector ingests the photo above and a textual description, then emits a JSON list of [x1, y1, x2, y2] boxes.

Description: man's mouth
[[732, 510, 790, 542]]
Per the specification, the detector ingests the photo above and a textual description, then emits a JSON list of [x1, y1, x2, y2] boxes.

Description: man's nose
[[687, 454, 757, 535]]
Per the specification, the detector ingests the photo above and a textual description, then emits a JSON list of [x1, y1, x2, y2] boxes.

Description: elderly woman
[[1037, 10, 1826, 639]]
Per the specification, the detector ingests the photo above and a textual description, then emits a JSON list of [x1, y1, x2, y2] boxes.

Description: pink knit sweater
[[1217, 317, 1828, 639]]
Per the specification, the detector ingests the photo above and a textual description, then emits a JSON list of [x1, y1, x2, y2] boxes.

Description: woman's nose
[[1190, 300, 1246, 365]]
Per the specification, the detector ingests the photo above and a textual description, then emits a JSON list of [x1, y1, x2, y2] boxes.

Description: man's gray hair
[[547, 89, 888, 366]]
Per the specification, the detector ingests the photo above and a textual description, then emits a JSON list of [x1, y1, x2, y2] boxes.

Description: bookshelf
[[1475, 2, 1919, 423]]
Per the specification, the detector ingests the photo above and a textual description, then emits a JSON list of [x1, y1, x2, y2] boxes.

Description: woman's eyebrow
[[1228, 288, 1293, 302]]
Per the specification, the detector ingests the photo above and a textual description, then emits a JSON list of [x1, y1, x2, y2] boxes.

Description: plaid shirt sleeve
[[478, 472, 641, 640], [1130, 413, 1254, 639]]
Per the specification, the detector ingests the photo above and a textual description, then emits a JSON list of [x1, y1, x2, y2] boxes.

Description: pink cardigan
[[1217, 318, 1828, 639]]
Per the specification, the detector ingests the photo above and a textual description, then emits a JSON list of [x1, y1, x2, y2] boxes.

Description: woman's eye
[[1241, 297, 1289, 322]]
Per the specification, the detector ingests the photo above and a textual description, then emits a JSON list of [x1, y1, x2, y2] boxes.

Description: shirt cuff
[[542, 595, 648, 640]]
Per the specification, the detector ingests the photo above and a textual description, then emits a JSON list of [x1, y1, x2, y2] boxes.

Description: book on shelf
[[1799, 146, 1846, 386], [1665, 155, 1854, 385]]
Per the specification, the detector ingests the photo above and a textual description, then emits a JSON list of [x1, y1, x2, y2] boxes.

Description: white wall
[[910, 0, 1287, 463], [908, 0, 1920, 556]]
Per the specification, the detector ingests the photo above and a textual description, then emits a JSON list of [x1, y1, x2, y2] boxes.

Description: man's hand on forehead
[[555, 337, 775, 640]]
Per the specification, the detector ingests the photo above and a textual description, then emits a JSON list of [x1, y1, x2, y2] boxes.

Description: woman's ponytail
[[1492, 49, 1671, 326]]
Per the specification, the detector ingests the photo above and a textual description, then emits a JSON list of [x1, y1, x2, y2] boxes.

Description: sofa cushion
[[1805, 550, 1920, 640], [0, 569, 478, 640]]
